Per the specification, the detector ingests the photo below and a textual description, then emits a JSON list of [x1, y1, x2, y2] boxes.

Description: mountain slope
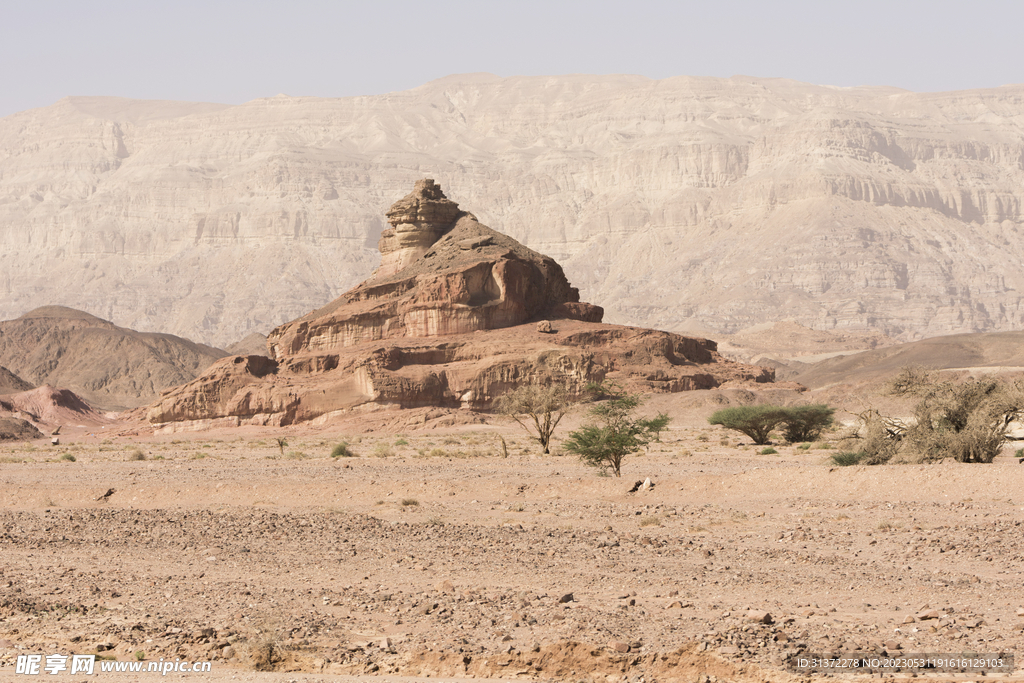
[[2, 76, 1024, 345], [0, 306, 227, 410]]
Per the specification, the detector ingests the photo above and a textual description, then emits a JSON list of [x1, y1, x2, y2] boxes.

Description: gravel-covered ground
[[2, 421, 1024, 682]]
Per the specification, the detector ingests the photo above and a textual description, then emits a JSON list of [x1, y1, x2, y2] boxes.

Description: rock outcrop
[[267, 180, 602, 358], [0, 416, 43, 441], [0, 307, 227, 410], [149, 182, 771, 427], [4, 77, 1024, 345]]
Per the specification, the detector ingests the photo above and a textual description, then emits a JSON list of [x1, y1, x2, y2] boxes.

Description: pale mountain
[[2, 76, 1023, 346]]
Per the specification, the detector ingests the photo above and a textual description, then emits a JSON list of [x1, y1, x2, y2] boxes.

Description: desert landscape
[[3, 73, 1024, 683], [2, 175, 1024, 683]]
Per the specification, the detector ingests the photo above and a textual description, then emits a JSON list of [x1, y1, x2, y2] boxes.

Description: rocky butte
[[148, 181, 772, 427]]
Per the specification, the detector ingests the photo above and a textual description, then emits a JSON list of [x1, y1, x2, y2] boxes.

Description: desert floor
[[2, 398, 1024, 682]]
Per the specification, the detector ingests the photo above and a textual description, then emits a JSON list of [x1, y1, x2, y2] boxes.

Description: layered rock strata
[[5, 77, 1024, 345], [149, 182, 771, 427]]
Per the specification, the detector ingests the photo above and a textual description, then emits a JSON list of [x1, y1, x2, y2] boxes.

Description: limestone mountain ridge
[[4, 76, 1024, 346]]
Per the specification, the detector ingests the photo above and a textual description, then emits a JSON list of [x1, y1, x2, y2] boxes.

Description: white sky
[[2, 0, 1023, 118]]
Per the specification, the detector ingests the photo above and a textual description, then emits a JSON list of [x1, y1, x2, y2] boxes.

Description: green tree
[[708, 405, 787, 445], [497, 383, 573, 454], [564, 385, 668, 477], [646, 412, 671, 441], [780, 404, 835, 443]]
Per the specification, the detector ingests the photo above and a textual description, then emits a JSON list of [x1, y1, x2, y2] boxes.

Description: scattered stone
[[536, 321, 554, 334], [435, 579, 455, 593], [902, 615, 916, 624], [609, 640, 630, 653], [916, 609, 942, 620], [558, 592, 574, 603], [628, 481, 643, 493], [641, 477, 654, 490], [745, 609, 773, 624], [884, 640, 902, 650]]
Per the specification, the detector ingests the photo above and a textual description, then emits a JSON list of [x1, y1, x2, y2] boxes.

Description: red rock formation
[[148, 181, 772, 427], [267, 180, 600, 358]]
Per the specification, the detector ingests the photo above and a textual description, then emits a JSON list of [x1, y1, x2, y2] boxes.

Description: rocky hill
[[0, 365, 32, 395], [792, 330, 1024, 389], [0, 307, 226, 410], [149, 181, 771, 427], [2, 76, 1024, 346]]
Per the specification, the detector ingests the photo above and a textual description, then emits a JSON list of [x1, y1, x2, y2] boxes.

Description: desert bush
[[274, 437, 287, 456], [330, 442, 354, 458], [60, 452, 76, 462], [708, 405, 787, 445], [394, 438, 409, 446], [127, 448, 146, 461], [796, 442, 811, 450], [830, 451, 867, 466], [759, 446, 778, 455], [372, 443, 395, 458], [401, 498, 419, 507], [780, 404, 834, 442], [564, 384, 668, 477], [497, 382, 575, 454], [855, 368, 1024, 464], [639, 515, 662, 527]]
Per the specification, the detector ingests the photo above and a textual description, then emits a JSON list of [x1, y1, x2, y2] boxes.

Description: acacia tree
[[564, 385, 668, 477], [496, 383, 572, 454], [707, 405, 787, 445]]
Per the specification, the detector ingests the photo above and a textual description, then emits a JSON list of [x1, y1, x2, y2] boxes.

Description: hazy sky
[[3, 0, 1022, 118]]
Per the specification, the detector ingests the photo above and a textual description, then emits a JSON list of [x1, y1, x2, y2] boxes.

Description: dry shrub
[[850, 368, 1024, 465]]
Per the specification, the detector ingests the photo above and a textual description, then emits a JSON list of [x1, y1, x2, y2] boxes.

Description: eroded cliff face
[[4, 77, 1024, 344]]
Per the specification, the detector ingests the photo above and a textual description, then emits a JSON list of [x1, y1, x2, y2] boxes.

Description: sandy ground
[[2, 400, 1024, 683]]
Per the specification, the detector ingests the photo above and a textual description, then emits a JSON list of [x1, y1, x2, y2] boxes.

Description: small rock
[[500, 635, 513, 642], [558, 592, 574, 603], [537, 320, 554, 333], [0, 638, 13, 648], [641, 477, 654, 490], [883, 640, 902, 650], [745, 609, 773, 624], [379, 637, 393, 648], [902, 615, 916, 624], [773, 631, 790, 642], [717, 645, 740, 655], [916, 609, 941, 620], [95, 641, 115, 652], [435, 579, 455, 593], [609, 640, 630, 653], [1017, 607, 1024, 617], [628, 480, 643, 493], [222, 646, 235, 659]]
